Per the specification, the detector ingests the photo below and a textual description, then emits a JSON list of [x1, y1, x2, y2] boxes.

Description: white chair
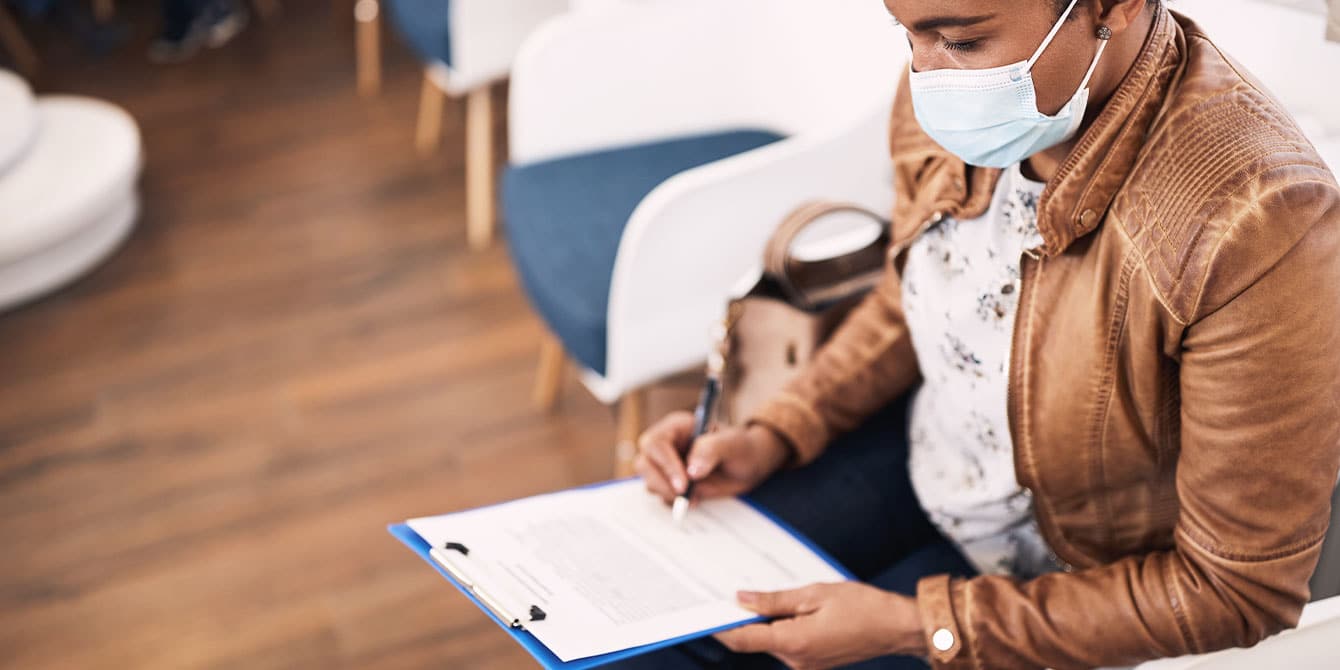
[[354, 0, 569, 250], [502, 0, 903, 472], [0, 70, 142, 311], [1172, 0, 1340, 601]]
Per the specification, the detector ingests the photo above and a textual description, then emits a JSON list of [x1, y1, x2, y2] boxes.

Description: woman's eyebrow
[[908, 14, 995, 33]]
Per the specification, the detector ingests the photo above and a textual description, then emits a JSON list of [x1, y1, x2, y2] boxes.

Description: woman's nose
[[905, 37, 949, 74]]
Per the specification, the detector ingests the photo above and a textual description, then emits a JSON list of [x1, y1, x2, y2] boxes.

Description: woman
[[628, 0, 1340, 668]]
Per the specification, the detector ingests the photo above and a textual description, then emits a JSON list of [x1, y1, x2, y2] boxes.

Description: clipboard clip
[[429, 542, 547, 630]]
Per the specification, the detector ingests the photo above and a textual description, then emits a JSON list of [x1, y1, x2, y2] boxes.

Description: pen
[[672, 370, 720, 525]]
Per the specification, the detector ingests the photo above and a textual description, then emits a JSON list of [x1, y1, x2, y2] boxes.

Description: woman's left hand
[[715, 582, 926, 670]]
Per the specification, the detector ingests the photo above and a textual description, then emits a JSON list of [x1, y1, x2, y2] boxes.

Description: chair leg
[[414, 70, 445, 155], [533, 333, 565, 412], [615, 389, 646, 478], [92, 0, 114, 22], [465, 85, 495, 251], [354, 0, 381, 97], [0, 6, 38, 77]]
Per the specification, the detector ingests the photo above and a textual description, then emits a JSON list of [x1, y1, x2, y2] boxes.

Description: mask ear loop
[[1076, 26, 1113, 92], [1025, 0, 1083, 74]]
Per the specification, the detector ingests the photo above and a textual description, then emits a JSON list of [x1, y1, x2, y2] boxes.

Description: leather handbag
[[716, 200, 891, 426]]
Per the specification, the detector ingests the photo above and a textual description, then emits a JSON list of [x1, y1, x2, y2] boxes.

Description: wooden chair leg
[[92, 0, 114, 22], [0, 6, 38, 77], [354, 0, 381, 97], [615, 389, 646, 478], [414, 70, 445, 155], [465, 85, 495, 251], [533, 333, 565, 412]]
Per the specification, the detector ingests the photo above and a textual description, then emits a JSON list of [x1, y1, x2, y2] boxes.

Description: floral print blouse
[[901, 163, 1061, 579]]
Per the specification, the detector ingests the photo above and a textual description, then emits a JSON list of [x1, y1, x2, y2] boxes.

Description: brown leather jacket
[[751, 8, 1340, 669]]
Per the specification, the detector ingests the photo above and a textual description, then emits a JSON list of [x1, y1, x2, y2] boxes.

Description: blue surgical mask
[[907, 0, 1111, 168]]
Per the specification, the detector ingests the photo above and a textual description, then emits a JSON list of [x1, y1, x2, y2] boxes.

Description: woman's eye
[[941, 38, 980, 52]]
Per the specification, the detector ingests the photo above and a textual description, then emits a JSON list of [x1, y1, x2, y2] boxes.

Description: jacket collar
[[889, 5, 1185, 256]]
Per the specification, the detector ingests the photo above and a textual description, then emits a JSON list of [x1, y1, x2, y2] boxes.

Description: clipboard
[[388, 479, 855, 670]]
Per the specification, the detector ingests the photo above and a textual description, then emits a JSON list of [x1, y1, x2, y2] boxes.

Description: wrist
[[747, 423, 799, 469], [881, 592, 928, 657], [747, 424, 793, 474]]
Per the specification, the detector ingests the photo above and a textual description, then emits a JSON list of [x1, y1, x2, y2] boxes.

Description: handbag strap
[[763, 201, 891, 309]]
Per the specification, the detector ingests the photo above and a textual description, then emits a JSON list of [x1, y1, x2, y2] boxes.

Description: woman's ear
[[1099, 0, 1152, 37]]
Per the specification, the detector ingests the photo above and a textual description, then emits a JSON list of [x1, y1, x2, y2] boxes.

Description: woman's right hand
[[634, 411, 793, 505]]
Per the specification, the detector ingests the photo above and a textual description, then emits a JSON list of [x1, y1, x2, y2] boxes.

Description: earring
[[1097, 25, 1113, 40]]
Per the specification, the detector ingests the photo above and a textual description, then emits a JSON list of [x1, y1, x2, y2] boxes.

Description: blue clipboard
[[387, 480, 855, 670]]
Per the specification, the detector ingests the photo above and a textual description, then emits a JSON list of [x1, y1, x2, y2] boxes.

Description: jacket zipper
[[1006, 251, 1078, 573]]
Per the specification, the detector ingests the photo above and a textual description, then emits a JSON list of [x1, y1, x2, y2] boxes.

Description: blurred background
[[0, 1, 1337, 669], [0, 2, 678, 668]]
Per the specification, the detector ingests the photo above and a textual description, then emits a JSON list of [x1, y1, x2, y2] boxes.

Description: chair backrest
[[446, 0, 570, 92], [590, 0, 904, 138], [731, 0, 906, 136], [509, 0, 906, 166]]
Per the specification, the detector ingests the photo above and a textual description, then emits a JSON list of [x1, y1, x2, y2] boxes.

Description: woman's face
[[886, 0, 1107, 116]]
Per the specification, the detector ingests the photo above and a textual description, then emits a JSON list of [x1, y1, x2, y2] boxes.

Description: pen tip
[[671, 496, 689, 525]]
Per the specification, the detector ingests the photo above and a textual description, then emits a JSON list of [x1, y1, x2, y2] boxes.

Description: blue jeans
[[607, 394, 977, 670]]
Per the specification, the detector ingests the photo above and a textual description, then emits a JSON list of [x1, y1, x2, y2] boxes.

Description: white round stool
[[0, 96, 142, 311], [0, 69, 37, 175]]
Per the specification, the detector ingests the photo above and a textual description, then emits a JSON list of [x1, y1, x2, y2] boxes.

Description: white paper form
[[406, 480, 848, 662]]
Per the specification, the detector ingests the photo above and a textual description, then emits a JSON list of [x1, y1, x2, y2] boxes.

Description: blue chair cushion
[[502, 129, 786, 376], [385, 0, 452, 66]]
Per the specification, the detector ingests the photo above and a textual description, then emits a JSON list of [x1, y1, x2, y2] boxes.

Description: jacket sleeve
[[915, 178, 1340, 669], [747, 259, 922, 465]]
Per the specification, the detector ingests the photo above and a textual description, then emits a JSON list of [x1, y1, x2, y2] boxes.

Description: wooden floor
[[0, 5, 692, 668]]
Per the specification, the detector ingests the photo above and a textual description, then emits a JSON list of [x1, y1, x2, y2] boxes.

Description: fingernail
[[687, 463, 704, 478], [673, 476, 686, 492], [737, 591, 757, 605]]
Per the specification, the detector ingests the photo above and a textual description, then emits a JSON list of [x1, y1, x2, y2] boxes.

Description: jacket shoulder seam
[[1111, 219, 1190, 326], [1187, 176, 1339, 322], [1184, 31, 1288, 113]]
